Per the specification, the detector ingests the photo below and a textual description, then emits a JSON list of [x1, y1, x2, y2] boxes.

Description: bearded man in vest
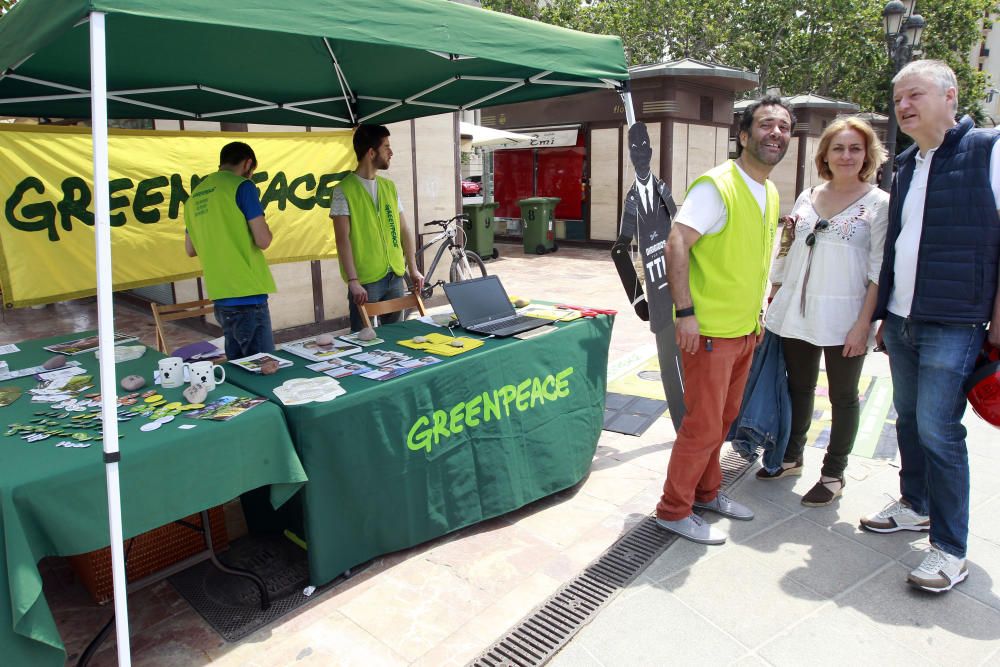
[[185, 141, 276, 360], [655, 96, 795, 545], [862, 60, 1000, 594], [331, 125, 424, 332]]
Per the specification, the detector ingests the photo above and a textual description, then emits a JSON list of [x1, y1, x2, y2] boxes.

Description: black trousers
[[781, 337, 866, 478]]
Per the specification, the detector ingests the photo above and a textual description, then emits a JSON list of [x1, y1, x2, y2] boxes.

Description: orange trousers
[[656, 334, 756, 521]]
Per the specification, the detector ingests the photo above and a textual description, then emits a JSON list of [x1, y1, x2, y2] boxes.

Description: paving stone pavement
[[7, 243, 999, 666], [551, 382, 1000, 667]]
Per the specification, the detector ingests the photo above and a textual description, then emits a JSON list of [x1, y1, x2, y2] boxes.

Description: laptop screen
[[444, 275, 517, 327]]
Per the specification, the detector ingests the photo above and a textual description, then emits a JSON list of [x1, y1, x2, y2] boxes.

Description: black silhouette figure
[[611, 122, 685, 429]]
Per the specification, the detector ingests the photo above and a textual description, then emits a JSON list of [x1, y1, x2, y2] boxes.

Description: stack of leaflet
[[517, 304, 581, 321], [398, 333, 483, 357], [273, 377, 346, 405]]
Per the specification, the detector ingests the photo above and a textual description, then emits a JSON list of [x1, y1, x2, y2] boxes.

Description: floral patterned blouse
[[766, 186, 889, 347]]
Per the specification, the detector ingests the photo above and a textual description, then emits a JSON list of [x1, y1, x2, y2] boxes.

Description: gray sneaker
[[656, 513, 726, 545], [907, 547, 968, 593], [860, 496, 930, 533], [693, 491, 755, 520]]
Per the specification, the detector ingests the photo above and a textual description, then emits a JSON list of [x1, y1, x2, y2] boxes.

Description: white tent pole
[[89, 11, 132, 667]]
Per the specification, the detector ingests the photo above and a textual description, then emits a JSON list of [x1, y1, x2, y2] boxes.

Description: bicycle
[[416, 213, 487, 299]]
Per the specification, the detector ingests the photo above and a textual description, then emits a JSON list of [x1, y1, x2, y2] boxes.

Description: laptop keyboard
[[474, 315, 537, 333]]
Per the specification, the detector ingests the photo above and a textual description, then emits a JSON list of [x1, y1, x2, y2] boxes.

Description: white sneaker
[[655, 513, 726, 545], [907, 547, 968, 593], [859, 496, 930, 533], [693, 491, 754, 520]]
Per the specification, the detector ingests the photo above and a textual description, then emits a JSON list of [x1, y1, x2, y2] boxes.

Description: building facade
[[482, 59, 759, 243]]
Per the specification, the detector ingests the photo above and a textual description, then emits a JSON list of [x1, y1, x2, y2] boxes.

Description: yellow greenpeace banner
[[0, 125, 355, 307]]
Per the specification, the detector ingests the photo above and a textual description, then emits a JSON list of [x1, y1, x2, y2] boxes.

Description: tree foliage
[[1, 0, 993, 117], [482, 0, 998, 118], [918, 0, 996, 122]]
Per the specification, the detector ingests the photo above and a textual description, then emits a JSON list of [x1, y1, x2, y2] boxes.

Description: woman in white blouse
[[758, 117, 889, 507]]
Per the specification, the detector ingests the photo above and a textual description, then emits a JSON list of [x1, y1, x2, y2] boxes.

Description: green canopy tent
[[0, 0, 628, 125], [0, 1, 629, 665]]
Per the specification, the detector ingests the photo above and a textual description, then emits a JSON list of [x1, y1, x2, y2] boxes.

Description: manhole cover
[[637, 370, 661, 382]]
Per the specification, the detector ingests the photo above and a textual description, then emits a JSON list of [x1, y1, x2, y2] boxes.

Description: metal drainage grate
[[470, 448, 757, 667], [720, 447, 756, 487]]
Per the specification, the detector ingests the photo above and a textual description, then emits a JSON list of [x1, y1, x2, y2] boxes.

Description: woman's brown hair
[[815, 116, 888, 182]]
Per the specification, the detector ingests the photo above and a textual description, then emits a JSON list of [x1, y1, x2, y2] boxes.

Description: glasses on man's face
[[805, 218, 830, 247]]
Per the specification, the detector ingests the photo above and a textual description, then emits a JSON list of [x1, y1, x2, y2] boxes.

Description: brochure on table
[[43, 332, 139, 356], [338, 332, 384, 347], [229, 353, 294, 373], [307, 358, 372, 379], [281, 335, 361, 362]]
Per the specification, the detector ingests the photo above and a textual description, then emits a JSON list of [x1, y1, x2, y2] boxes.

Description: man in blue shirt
[[185, 141, 276, 360]]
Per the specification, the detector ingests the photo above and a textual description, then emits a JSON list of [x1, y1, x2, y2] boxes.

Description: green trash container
[[517, 196, 561, 255], [461, 202, 500, 260]]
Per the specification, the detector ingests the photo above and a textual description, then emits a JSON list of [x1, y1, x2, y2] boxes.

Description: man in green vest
[[655, 96, 795, 545], [185, 141, 276, 360], [330, 125, 423, 331]]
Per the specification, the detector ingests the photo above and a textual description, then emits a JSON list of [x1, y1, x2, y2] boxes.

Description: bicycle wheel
[[449, 251, 487, 283]]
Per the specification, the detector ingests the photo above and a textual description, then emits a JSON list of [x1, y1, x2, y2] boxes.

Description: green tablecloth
[[0, 334, 308, 666], [227, 315, 613, 586]]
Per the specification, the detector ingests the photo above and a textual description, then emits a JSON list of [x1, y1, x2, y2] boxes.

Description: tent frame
[[56, 9, 637, 665], [1, 37, 621, 126]]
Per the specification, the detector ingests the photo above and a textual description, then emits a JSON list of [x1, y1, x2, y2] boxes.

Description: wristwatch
[[675, 306, 695, 318]]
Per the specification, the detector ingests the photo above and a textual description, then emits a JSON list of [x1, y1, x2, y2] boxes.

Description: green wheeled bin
[[517, 196, 560, 255], [461, 202, 500, 260]]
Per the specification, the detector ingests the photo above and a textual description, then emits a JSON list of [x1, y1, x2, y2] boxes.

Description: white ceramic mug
[[158, 357, 185, 389], [186, 360, 225, 391]]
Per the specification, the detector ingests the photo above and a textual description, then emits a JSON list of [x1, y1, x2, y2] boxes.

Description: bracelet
[[348, 277, 359, 283], [675, 306, 695, 318]]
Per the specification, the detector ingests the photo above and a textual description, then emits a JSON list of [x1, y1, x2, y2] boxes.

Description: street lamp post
[[880, 0, 926, 191]]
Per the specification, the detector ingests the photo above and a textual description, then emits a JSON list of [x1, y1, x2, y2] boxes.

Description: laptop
[[443, 275, 550, 337]]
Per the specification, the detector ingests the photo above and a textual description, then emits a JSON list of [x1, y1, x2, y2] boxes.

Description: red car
[[461, 178, 481, 196]]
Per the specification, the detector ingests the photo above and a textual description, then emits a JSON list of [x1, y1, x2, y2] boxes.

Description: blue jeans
[[214, 302, 275, 360], [348, 272, 405, 332], [882, 313, 986, 558]]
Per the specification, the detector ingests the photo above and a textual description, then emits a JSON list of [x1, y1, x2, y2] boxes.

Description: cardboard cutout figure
[[611, 122, 685, 429]]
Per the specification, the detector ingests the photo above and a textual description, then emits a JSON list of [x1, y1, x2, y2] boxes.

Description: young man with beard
[[655, 96, 795, 545], [331, 125, 424, 331], [863, 60, 1000, 593]]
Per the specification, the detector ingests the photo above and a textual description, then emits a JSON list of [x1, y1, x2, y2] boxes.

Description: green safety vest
[[183, 170, 276, 300], [686, 160, 779, 338], [335, 173, 406, 284]]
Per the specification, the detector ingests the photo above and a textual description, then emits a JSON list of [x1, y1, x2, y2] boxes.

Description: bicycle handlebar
[[425, 214, 469, 227]]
